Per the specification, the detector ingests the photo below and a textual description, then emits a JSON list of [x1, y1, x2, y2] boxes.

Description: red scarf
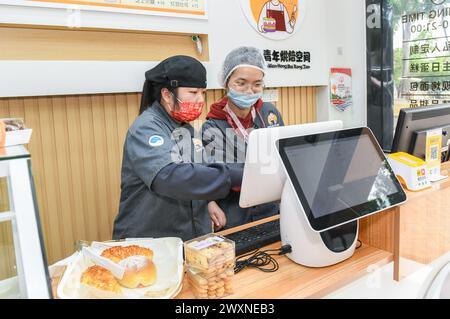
[[206, 96, 263, 130]]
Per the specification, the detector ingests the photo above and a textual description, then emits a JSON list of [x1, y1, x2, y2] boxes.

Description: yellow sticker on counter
[[425, 128, 442, 179]]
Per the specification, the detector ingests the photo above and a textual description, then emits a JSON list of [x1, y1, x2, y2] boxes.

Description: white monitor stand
[[240, 124, 406, 268], [279, 179, 358, 267], [276, 127, 407, 268]]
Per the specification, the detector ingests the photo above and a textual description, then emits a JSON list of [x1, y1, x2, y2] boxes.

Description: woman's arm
[[283, 4, 295, 33], [151, 162, 243, 201], [258, 3, 269, 32]]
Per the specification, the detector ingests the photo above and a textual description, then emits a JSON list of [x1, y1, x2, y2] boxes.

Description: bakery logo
[[240, 0, 304, 40], [263, 49, 311, 70]]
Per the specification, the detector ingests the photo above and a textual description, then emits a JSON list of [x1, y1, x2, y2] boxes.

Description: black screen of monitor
[[278, 127, 406, 232], [392, 104, 450, 156]]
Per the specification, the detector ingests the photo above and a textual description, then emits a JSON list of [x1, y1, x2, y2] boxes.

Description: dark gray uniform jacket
[[201, 101, 284, 229], [113, 102, 243, 241]]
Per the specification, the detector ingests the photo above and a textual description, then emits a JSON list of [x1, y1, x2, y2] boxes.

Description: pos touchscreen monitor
[[277, 127, 407, 232]]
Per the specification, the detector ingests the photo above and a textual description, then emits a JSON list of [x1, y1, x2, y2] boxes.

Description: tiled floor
[[325, 258, 433, 299]]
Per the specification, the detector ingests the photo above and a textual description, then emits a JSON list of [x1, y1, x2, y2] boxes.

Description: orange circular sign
[[241, 0, 303, 40]]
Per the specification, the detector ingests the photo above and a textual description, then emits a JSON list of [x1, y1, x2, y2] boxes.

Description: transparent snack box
[[184, 234, 235, 299]]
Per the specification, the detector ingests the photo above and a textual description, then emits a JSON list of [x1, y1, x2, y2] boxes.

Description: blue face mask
[[227, 88, 262, 109]]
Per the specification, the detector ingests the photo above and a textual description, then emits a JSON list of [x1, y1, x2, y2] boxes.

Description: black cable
[[356, 239, 362, 249], [234, 245, 292, 274], [233, 242, 363, 273]]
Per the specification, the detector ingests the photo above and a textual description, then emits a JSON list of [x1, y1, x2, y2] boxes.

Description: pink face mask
[[170, 97, 204, 123]]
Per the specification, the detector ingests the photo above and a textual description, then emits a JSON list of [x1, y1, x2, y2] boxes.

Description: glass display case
[[0, 146, 51, 298]]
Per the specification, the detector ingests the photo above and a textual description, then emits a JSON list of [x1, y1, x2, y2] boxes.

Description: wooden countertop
[[176, 243, 391, 299], [402, 162, 450, 201], [175, 216, 392, 299], [51, 216, 393, 299], [50, 162, 450, 297]]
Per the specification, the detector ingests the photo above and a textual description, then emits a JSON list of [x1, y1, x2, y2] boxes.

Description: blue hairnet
[[219, 46, 266, 87]]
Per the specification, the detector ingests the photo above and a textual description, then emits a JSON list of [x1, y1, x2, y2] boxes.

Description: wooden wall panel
[[0, 87, 317, 264], [0, 26, 209, 61], [398, 181, 450, 264], [359, 208, 396, 253]]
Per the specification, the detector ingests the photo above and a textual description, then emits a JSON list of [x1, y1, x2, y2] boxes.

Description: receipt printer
[[387, 152, 431, 192]]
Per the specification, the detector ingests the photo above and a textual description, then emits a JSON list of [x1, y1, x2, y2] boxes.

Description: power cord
[[234, 244, 292, 274], [234, 241, 361, 274]]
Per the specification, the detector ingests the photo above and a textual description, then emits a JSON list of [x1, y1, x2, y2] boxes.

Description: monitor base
[[280, 180, 358, 267]]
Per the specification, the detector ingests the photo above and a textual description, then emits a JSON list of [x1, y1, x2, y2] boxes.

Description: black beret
[[145, 55, 207, 89]]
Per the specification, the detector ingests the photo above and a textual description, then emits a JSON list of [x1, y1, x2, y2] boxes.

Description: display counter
[[176, 215, 392, 299], [392, 162, 450, 280], [50, 163, 450, 298]]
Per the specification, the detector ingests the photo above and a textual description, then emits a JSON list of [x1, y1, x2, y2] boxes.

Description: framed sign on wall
[[330, 68, 353, 112], [2, 0, 208, 19]]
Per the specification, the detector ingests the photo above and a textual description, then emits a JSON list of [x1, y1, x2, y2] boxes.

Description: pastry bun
[[118, 256, 157, 288], [101, 245, 157, 288], [80, 265, 122, 293], [100, 245, 153, 263]]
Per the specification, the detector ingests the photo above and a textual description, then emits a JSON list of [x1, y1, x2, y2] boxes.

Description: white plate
[[57, 237, 184, 299]]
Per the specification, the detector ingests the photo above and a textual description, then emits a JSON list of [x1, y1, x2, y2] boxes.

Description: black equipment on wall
[[366, 0, 394, 151]]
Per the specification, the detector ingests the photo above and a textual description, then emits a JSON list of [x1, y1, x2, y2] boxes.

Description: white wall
[[0, 0, 328, 96], [207, 0, 329, 88], [316, 0, 367, 128], [0, 0, 368, 127]]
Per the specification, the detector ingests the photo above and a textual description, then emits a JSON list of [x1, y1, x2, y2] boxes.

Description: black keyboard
[[224, 219, 281, 256]]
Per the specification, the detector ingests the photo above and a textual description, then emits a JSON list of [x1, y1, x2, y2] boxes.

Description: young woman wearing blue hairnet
[[201, 47, 285, 230]]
